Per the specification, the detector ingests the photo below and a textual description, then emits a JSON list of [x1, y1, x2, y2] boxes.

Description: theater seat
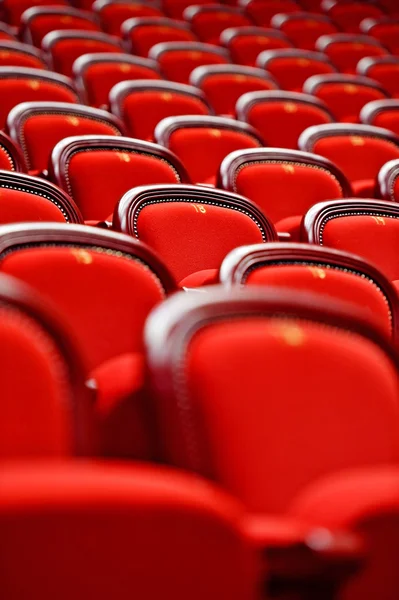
[[113, 184, 276, 287], [50, 135, 190, 221], [219, 242, 398, 340], [0, 223, 176, 458], [218, 147, 351, 240], [303, 74, 388, 123], [1, 0, 68, 27], [220, 26, 293, 67], [316, 34, 387, 75], [21, 6, 101, 47], [0, 41, 47, 69], [360, 16, 399, 56], [240, 0, 301, 27], [321, 0, 384, 34], [122, 17, 196, 57], [155, 115, 264, 185], [236, 90, 334, 149], [361, 100, 399, 137], [190, 64, 278, 117], [183, 5, 251, 46], [299, 123, 399, 197], [93, 0, 163, 36], [357, 56, 399, 99], [73, 53, 161, 108], [257, 49, 336, 93], [7, 102, 125, 177], [161, 0, 211, 20], [0, 131, 26, 172], [110, 80, 211, 141], [271, 12, 339, 51], [378, 158, 399, 202]]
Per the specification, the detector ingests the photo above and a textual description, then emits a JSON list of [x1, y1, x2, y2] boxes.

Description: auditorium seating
[[321, 0, 384, 33], [316, 33, 388, 75], [271, 12, 339, 51], [361, 100, 399, 136], [93, 0, 163, 35], [21, 6, 101, 47], [360, 16, 399, 55], [0, 40, 47, 69], [240, 0, 301, 27], [122, 16, 196, 56], [183, 5, 251, 46], [220, 26, 293, 67], [357, 56, 399, 99]]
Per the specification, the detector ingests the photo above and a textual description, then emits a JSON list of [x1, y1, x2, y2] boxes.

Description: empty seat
[[257, 49, 336, 92], [236, 90, 334, 149], [316, 34, 388, 75], [303, 74, 388, 123], [303, 198, 399, 282], [0, 131, 27, 172], [155, 115, 263, 185], [1, 0, 68, 27], [110, 80, 211, 141], [218, 147, 351, 239], [73, 53, 161, 108], [7, 102, 124, 176], [361, 99, 399, 136], [357, 56, 399, 99], [113, 184, 276, 287], [220, 242, 398, 339], [149, 41, 230, 84], [0, 41, 47, 69], [21, 6, 101, 47], [50, 135, 190, 221], [0, 223, 176, 458], [93, 0, 163, 36], [220, 26, 293, 67], [42, 30, 124, 77], [240, 0, 301, 27], [321, 0, 384, 34], [0, 272, 91, 458], [377, 158, 399, 201], [183, 5, 251, 46], [190, 64, 277, 116], [271, 12, 339, 51], [0, 462, 259, 600], [0, 67, 79, 130], [299, 123, 399, 197], [360, 16, 399, 55], [122, 17, 196, 57]]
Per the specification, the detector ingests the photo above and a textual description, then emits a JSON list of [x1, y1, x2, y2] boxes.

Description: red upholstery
[[22, 8, 101, 47], [322, 1, 384, 34], [272, 13, 339, 51], [257, 51, 335, 93], [361, 18, 399, 56], [0, 187, 71, 224], [317, 35, 387, 75], [0, 43, 47, 69], [150, 43, 230, 84], [242, 0, 301, 27], [0, 462, 258, 600], [124, 18, 196, 57], [221, 27, 293, 67], [95, 1, 163, 36], [0, 132, 26, 172], [2, 0, 68, 26], [162, 0, 211, 20], [361, 101, 399, 137], [358, 58, 399, 99], [0, 27, 17, 42], [184, 6, 251, 46]]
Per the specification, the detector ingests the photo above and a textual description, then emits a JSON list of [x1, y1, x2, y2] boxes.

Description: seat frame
[[378, 159, 399, 202]]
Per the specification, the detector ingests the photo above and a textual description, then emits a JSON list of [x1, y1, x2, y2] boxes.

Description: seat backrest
[[220, 26, 293, 67], [190, 64, 278, 116], [155, 115, 264, 185], [93, 0, 163, 36], [378, 158, 399, 202], [299, 123, 399, 196], [240, 0, 301, 27], [257, 49, 336, 93], [361, 17, 399, 55], [316, 33, 387, 75], [271, 12, 339, 51], [0, 67, 79, 130], [122, 17, 196, 57], [50, 135, 190, 220], [73, 53, 162, 108], [21, 6, 101, 47], [42, 30, 124, 77], [0, 462, 258, 600], [8, 101, 124, 175], [236, 90, 334, 149], [357, 56, 399, 100], [0, 130, 27, 172], [303, 74, 388, 123], [183, 5, 251, 45], [361, 100, 399, 137], [149, 41, 230, 85], [114, 184, 276, 284], [0, 272, 90, 458], [321, 0, 384, 33], [0, 41, 47, 69], [303, 199, 399, 281], [2, 0, 68, 26], [220, 242, 399, 340], [110, 80, 211, 141], [145, 286, 399, 513]]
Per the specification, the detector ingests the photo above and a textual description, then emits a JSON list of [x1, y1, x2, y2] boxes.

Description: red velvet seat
[[236, 90, 334, 149], [220, 27, 293, 67], [155, 115, 264, 185], [113, 184, 276, 287], [161, 0, 211, 20], [183, 5, 251, 46], [110, 80, 211, 141], [0, 272, 91, 458], [257, 49, 336, 93], [122, 17, 196, 57], [0, 223, 176, 458], [190, 64, 278, 117], [92, 0, 163, 36], [321, 0, 384, 34], [360, 17, 399, 55], [303, 74, 389, 123], [377, 158, 399, 202], [2, 0, 68, 27], [220, 242, 398, 340], [0, 130, 27, 172], [316, 33, 388, 75], [21, 6, 101, 47], [361, 99, 399, 137], [240, 0, 301, 27], [303, 198, 399, 282], [145, 285, 399, 517], [0, 462, 259, 600], [73, 53, 161, 108], [0, 41, 47, 69], [218, 147, 351, 240], [0, 67, 79, 130], [149, 41, 230, 85], [299, 123, 399, 197], [357, 56, 399, 99], [271, 12, 339, 51], [0, 170, 82, 224], [7, 102, 124, 177], [50, 135, 190, 221], [42, 30, 124, 77]]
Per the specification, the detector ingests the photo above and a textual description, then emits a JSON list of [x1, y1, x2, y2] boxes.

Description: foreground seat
[[377, 158, 399, 202], [316, 33, 387, 75], [357, 56, 399, 99], [220, 26, 293, 67], [113, 184, 276, 287], [299, 123, 399, 197], [0, 41, 47, 69], [361, 99, 399, 137], [122, 16, 196, 57], [271, 12, 339, 51], [93, 0, 163, 36], [183, 5, 251, 46], [21, 6, 101, 47], [218, 147, 351, 239]]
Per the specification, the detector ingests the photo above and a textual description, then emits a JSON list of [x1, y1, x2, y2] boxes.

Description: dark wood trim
[[298, 122, 399, 154], [148, 40, 230, 62], [256, 48, 336, 70], [303, 73, 389, 97], [0, 131, 27, 173], [378, 159, 399, 201], [189, 63, 278, 90]]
